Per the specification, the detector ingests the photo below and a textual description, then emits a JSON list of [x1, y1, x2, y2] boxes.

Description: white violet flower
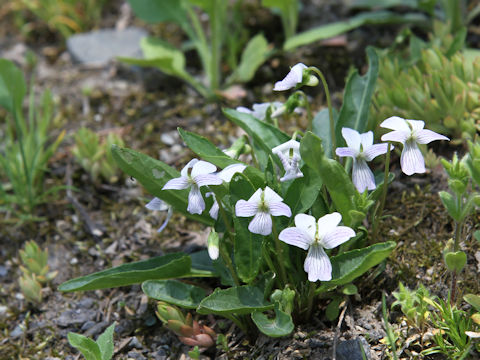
[[273, 63, 318, 91], [279, 212, 355, 282], [272, 139, 303, 182], [145, 197, 173, 233], [236, 102, 284, 121], [162, 159, 222, 215], [380, 116, 449, 176], [235, 186, 292, 236], [335, 128, 390, 192]]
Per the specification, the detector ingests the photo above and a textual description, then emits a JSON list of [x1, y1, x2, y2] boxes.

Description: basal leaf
[[67, 333, 102, 360], [251, 306, 294, 337], [142, 280, 207, 309], [197, 285, 273, 315], [312, 108, 339, 159], [284, 165, 323, 216], [96, 323, 115, 360], [127, 0, 188, 26], [0, 59, 26, 114]]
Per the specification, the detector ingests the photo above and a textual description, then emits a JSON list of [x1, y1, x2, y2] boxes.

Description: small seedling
[[68, 322, 115, 360]]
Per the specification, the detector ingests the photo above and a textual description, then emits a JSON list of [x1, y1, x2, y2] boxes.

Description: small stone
[[0, 265, 8, 277], [81, 321, 96, 331], [129, 336, 143, 349], [15, 293, 24, 300], [10, 324, 24, 338], [127, 351, 146, 360], [84, 321, 109, 337], [160, 132, 178, 146], [56, 309, 96, 327], [78, 297, 95, 309], [70, 257, 78, 265], [336, 338, 371, 360]]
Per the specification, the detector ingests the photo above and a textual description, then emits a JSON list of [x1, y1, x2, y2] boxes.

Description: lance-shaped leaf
[[316, 241, 396, 293], [96, 323, 115, 360], [142, 280, 206, 309], [197, 285, 273, 315], [251, 306, 294, 337], [312, 108, 339, 159], [111, 145, 213, 225], [0, 59, 26, 114], [127, 0, 189, 26], [67, 333, 102, 360], [284, 165, 323, 217]]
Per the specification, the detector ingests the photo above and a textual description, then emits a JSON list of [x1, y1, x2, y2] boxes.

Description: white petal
[[341, 128, 361, 151], [187, 185, 205, 214], [352, 159, 376, 192], [360, 131, 374, 149], [157, 206, 173, 233], [415, 129, 449, 144], [280, 168, 304, 182], [335, 147, 357, 158], [191, 160, 217, 177], [162, 176, 190, 190], [272, 139, 301, 156], [317, 212, 342, 239], [381, 130, 409, 144], [194, 173, 222, 187], [401, 141, 425, 176], [263, 186, 284, 203], [380, 116, 410, 131], [236, 106, 252, 114], [294, 213, 317, 240], [248, 212, 272, 235], [466, 331, 480, 339], [219, 163, 247, 182], [363, 143, 390, 161], [278, 227, 312, 250], [406, 119, 425, 131], [209, 200, 219, 220], [273, 63, 307, 91], [235, 200, 258, 217], [322, 226, 355, 249], [145, 197, 169, 211], [181, 159, 199, 177], [248, 188, 263, 204], [269, 202, 292, 217], [251, 103, 272, 120], [304, 245, 332, 282]]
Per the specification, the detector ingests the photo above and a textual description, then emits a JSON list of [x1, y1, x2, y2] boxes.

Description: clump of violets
[[380, 116, 449, 175], [336, 128, 389, 192]]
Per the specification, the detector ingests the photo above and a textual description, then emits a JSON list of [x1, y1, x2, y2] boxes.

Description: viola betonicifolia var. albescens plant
[[60, 56, 449, 339]]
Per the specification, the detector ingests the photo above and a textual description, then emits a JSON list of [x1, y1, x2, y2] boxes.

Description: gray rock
[[0, 265, 8, 277], [336, 338, 371, 360], [81, 320, 96, 331], [10, 324, 24, 338], [129, 336, 143, 349], [84, 321, 109, 337], [127, 351, 146, 360], [56, 309, 96, 327], [67, 27, 148, 65], [78, 297, 95, 309]]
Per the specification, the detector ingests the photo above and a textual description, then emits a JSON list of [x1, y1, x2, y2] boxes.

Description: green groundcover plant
[[60, 51, 449, 337]]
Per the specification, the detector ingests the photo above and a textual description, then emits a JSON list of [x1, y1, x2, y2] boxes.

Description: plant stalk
[[372, 141, 392, 241], [271, 221, 288, 287]]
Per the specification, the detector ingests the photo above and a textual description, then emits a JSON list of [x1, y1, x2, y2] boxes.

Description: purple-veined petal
[[294, 213, 316, 239], [341, 128, 361, 151], [278, 227, 312, 250], [269, 201, 292, 217], [415, 129, 450, 144], [364, 143, 390, 161], [272, 139, 301, 156], [400, 141, 425, 176], [336, 147, 357, 158], [248, 211, 272, 235], [263, 186, 284, 203], [381, 130, 409, 144], [145, 197, 168, 211], [209, 200, 219, 220], [352, 159, 376, 192], [406, 119, 425, 131], [317, 212, 342, 239], [191, 160, 217, 177], [235, 200, 258, 217], [322, 226, 355, 249], [236, 106, 252, 114], [304, 245, 332, 282], [273, 63, 307, 91], [360, 131, 374, 149], [280, 168, 304, 182], [194, 173, 222, 187], [248, 188, 263, 203], [187, 185, 205, 214], [181, 159, 199, 177], [219, 163, 247, 182], [163, 176, 190, 190], [380, 116, 410, 131]]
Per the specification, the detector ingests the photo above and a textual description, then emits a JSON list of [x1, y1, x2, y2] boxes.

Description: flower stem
[[219, 243, 241, 286], [372, 141, 392, 241], [308, 67, 336, 158], [450, 220, 463, 305], [243, 136, 259, 168], [296, 90, 313, 131], [272, 221, 288, 287], [217, 197, 233, 235], [304, 281, 316, 321]]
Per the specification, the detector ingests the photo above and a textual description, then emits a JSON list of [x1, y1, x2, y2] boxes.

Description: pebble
[[56, 309, 96, 327], [67, 27, 148, 65], [129, 336, 143, 349], [78, 297, 95, 309], [10, 324, 24, 338], [84, 321, 109, 337], [336, 338, 371, 360], [0, 265, 8, 277], [81, 320, 96, 331], [127, 351, 146, 360], [0, 305, 7, 315]]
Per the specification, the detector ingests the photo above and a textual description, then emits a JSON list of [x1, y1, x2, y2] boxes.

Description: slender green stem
[[295, 90, 313, 131], [372, 142, 392, 241], [308, 67, 336, 157], [223, 313, 248, 333], [291, 130, 305, 140], [304, 281, 316, 321], [262, 243, 278, 279], [219, 240, 241, 286], [216, 197, 233, 235], [272, 221, 288, 287], [243, 136, 259, 168], [450, 220, 463, 305]]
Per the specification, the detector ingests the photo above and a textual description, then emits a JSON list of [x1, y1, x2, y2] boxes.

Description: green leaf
[[227, 34, 271, 84], [223, 108, 290, 169], [67, 332, 102, 360], [300, 132, 359, 226], [284, 11, 427, 51], [251, 306, 294, 337], [312, 108, 339, 158], [439, 191, 462, 222], [58, 253, 192, 292], [284, 166, 323, 216], [229, 173, 263, 283], [111, 145, 213, 225], [142, 280, 206, 309], [96, 323, 115, 360], [464, 294, 480, 312], [197, 285, 273, 315], [326, 297, 342, 321], [127, 0, 188, 25], [444, 251, 467, 273], [316, 241, 396, 293], [336, 47, 379, 145], [0, 59, 26, 114]]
